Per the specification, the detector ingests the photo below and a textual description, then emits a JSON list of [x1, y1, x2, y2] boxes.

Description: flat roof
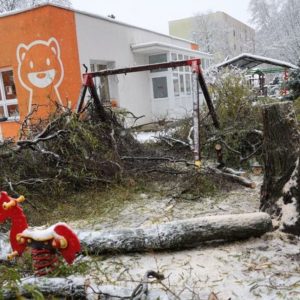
[[0, 3, 202, 49], [131, 42, 211, 57], [216, 53, 298, 70]]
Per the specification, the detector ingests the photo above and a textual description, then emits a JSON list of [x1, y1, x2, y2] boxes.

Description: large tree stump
[[260, 102, 300, 234]]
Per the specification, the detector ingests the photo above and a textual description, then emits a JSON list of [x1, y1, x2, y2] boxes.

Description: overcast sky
[[71, 0, 253, 34]]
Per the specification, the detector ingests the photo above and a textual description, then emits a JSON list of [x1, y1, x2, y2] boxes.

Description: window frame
[[170, 52, 193, 97], [151, 76, 169, 99], [149, 53, 168, 73], [0, 67, 19, 121], [90, 62, 111, 104], [148, 53, 169, 100]]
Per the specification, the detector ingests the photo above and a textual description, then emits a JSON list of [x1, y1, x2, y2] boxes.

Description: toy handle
[[3, 195, 25, 210]]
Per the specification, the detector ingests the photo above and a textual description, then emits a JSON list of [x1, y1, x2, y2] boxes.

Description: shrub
[[287, 63, 300, 100], [206, 68, 263, 167]]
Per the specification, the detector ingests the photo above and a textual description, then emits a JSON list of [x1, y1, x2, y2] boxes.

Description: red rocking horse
[[0, 191, 81, 276]]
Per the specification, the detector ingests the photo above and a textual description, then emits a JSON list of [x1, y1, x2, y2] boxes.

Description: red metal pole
[[88, 59, 201, 77], [191, 60, 201, 167]]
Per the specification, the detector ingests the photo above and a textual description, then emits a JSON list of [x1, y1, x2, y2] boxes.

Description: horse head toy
[[0, 191, 81, 276]]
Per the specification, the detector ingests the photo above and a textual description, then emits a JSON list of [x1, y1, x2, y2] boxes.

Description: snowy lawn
[[1, 176, 299, 299], [74, 176, 300, 299]]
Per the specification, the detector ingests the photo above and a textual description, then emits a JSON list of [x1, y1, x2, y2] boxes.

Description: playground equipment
[[0, 191, 81, 276], [76, 59, 220, 167]]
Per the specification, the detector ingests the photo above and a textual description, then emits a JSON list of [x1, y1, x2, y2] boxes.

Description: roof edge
[[0, 3, 201, 46], [131, 41, 211, 57], [216, 53, 298, 69]]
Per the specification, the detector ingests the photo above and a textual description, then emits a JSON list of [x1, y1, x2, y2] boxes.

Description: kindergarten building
[[0, 4, 211, 140]]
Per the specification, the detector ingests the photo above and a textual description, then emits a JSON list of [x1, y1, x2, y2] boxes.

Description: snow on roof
[[0, 3, 201, 49], [216, 53, 298, 70]]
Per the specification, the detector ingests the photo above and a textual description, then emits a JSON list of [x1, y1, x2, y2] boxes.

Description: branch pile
[[0, 108, 139, 198]]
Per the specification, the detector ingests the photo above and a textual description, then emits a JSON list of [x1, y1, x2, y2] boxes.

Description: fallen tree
[[260, 102, 300, 234], [78, 212, 272, 255], [0, 213, 272, 259], [0, 108, 140, 202], [2, 275, 168, 300]]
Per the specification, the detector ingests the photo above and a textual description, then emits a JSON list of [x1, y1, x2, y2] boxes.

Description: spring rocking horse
[[0, 191, 81, 276]]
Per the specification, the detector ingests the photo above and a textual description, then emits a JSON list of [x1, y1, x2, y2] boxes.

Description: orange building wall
[[0, 6, 82, 139]]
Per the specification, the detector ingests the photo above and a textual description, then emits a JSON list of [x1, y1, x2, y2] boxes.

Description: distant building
[[0, 4, 211, 139], [169, 11, 255, 62]]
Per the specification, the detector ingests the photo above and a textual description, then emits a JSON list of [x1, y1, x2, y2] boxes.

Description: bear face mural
[[16, 37, 64, 117]]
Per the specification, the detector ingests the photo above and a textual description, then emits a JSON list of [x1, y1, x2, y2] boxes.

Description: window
[[178, 54, 183, 72], [184, 55, 189, 72], [149, 53, 167, 72], [152, 77, 168, 98], [173, 73, 180, 96], [185, 74, 191, 94], [171, 53, 192, 96], [90, 63, 110, 104], [0, 69, 19, 120], [180, 74, 185, 93]]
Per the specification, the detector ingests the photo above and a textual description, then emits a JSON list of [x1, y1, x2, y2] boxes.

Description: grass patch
[[25, 178, 156, 226]]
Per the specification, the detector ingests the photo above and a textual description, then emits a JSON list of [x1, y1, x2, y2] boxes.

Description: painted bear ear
[[16, 44, 28, 63], [48, 37, 60, 57]]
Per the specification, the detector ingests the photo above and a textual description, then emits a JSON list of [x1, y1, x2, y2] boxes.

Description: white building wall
[[74, 12, 209, 124]]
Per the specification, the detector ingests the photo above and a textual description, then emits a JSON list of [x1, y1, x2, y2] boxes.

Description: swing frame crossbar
[[76, 59, 220, 165]]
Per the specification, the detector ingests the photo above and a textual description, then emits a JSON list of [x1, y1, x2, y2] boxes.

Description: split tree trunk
[[78, 213, 272, 255], [260, 102, 300, 234]]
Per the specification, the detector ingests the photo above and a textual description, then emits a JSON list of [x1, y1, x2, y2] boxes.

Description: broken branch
[[206, 166, 256, 189]]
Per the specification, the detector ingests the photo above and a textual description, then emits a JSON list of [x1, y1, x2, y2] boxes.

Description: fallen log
[[207, 166, 256, 189], [78, 212, 272, 255], [2, 276, 169, 300]]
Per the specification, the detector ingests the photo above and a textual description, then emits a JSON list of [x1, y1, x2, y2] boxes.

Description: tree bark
[[2, 277, 168, 300], [78, 213, 272, 255], [260, 102, 300, 234]]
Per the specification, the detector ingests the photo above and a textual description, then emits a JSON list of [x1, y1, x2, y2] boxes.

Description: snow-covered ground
[[1, 177, 300, 299], [0, 232, 11, 261], [76, 177, 300, 299], [134, 131, 160, 143], [133, 128, 177, 144], [93, 231, 300, 299]]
